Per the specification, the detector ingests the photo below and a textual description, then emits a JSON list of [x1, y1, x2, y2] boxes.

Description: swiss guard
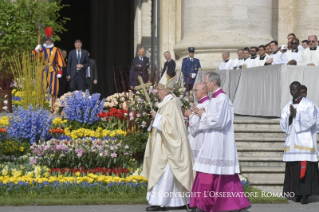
[[181, 47, 201, 91], [32, 27, 66, 112]]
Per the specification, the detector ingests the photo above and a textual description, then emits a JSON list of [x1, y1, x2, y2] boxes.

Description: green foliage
[[120, 132, 149, 162], [0, 0, 69, 51]]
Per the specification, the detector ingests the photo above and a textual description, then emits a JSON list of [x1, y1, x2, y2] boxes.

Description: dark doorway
[[56, 0, 134, 98]]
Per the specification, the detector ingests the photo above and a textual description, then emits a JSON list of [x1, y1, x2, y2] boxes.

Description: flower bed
[[0, 162, 146, 195], [30, 137, 131, 169]]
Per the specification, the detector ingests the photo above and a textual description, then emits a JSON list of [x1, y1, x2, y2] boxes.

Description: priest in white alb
[[241, 48, 251, 68], [280, 81, 319, 204], [142, 69, 195, 211], [218, 51, 233, 70], [231, 49, 243, 70], [190, 72, 251, 212], [248, 46, 258, 68], [254, 45, 270, 67], [281, 38, 302, 65], [183, 82, 210, 160], [298, 35, 319, 66]]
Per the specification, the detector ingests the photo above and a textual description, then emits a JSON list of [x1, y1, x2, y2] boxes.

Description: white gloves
[[57, 74, 62, 78], [191, 73, 197, 79], [35, 45, 41, 52]]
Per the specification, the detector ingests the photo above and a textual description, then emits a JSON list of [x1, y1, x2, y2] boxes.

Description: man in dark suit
[[130, 48, 150, 89], [181, 47, 201, 91], [58, 49, 69, 98], [67, 39, 90, 92], [161, 51, 176, 78], [85, 52, 98, 95]]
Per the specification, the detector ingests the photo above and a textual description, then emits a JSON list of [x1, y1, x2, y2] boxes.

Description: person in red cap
[[33, 27, 66, 112]]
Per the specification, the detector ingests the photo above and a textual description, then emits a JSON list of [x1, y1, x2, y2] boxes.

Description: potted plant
[[0, 51, 13, 113]]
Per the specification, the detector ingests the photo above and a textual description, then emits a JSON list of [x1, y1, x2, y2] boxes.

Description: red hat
[[44, 27, 53, 41]]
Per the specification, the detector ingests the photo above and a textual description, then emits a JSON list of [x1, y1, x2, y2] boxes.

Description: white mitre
[[158, 70, 179, 91]]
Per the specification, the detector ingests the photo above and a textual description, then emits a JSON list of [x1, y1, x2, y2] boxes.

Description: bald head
[[308, 35, 318, 48], [194, 82, 208, 100], [138, 48, 145, 57]]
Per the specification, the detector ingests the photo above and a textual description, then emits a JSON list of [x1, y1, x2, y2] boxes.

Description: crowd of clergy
[[218, 33, 319, 70]]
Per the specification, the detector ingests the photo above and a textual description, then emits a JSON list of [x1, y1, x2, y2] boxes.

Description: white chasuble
[[280, 98, 318, 162], [193, 93, 240, 175], [142, 94, 195, 207], [187, 98, 210, 160]]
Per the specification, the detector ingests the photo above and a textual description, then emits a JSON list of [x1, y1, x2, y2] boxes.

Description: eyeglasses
[[308, 40, 316, 43], [291, 42, 298, 45]]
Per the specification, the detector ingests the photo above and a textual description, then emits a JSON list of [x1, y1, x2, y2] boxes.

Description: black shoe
[[295, 196, 302, 202], [146, 206, 167, 211], [301, 195, 308, 204], [174, 205, 188, 209]]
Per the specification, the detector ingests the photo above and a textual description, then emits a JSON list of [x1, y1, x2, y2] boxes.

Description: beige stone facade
[[134, 0, 319, 70]]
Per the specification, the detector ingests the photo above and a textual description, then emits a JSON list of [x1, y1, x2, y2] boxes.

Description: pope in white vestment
[[190, 72, 250, 212], [142, 70, 195, 211], [280, 81, 319, 204]]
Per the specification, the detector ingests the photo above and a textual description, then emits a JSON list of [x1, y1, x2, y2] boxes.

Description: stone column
[[173, 0, 273, 70], [294, 0, 319, 41], [159, 0, 182, 67]]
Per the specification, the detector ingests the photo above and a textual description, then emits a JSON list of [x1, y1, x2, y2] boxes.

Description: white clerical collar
[[43, 43, 54, 48], [212, 87, 222, 94]]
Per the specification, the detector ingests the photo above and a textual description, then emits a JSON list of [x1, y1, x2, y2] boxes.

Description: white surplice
[[254, 54, 270, 67], [187, 97, 210, 160], [231, 58, 243, 69], [298, 47, 319, 66], [248, 55, 258, 68], [270, 51, 283, 64], [193, 91, 240, 175], [280, 98, 318, 162], [242, 57, 251, 68], [281, 49, 302, 65], [218, 58, 233, 70]]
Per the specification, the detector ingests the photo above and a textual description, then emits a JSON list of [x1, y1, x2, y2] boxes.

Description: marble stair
[[234, 119, 319, 191]]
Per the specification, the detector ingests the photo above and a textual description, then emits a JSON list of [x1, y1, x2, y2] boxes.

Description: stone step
[[239, 157, 285, 167], [235, 132, 285, 138], [234, 120, 280, 125], [241, 166, 285, 173], [243, 175, 284, 186], [236, 137, 285, 142], [235, 128, 284, 133], [234, 122, 282, 131], [237, 147, 284, 157]]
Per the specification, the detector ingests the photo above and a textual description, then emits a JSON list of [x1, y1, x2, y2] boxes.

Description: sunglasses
[[291, 42, 298, 45], [308, 40, 316, 43]]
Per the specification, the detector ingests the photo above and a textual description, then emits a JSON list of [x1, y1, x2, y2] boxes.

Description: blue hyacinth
[[62, 90, 106, 124], [6, 105, 53, 144]]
